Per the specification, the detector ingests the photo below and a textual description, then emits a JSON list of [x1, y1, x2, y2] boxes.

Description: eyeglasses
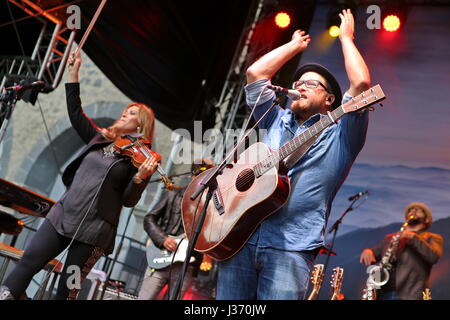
[[292, 79, 330, 92]]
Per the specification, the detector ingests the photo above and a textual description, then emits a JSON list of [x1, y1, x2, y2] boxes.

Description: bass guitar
[[146, 234, 195, 269]]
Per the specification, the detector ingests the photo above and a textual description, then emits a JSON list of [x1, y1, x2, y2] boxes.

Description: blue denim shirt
[[246, 79, 369, 251]]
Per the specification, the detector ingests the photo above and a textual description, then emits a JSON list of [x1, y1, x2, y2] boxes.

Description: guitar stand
[[322, 197, 362, 284]]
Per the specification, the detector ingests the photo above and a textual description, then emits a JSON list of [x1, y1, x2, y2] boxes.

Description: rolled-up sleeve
[[245, 79, 280, 129], [338, 92, 369, 156], [245, 78, 275, 107]]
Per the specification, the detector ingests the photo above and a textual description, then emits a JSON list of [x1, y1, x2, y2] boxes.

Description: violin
[[113, 135, 174, 190]]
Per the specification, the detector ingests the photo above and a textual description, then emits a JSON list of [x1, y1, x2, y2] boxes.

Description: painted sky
[[300, 5, 450, 170]]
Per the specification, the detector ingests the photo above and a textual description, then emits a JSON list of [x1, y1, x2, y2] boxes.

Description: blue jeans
[[216, 244, 316, 300]]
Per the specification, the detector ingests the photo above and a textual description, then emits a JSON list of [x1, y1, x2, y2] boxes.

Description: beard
[[408, 217, 424, 226], [290, 99, 325, 120]]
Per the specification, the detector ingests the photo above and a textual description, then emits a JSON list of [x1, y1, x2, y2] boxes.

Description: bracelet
[[133, 174, 144, 184]]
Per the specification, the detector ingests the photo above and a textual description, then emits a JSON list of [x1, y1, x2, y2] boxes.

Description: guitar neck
[[253, 84, 385, 177], [307, 289, 320, 300], [331, 292, 340, 300], [255, 106, 345, 177]]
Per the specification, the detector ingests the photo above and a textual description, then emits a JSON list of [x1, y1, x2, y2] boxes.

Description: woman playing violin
[[0, 51, 158, 300]]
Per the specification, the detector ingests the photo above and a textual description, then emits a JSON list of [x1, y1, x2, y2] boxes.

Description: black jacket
[[372, 230, 444, 300], [143, 187, 202, 271], [62, 83, 149, 226], [143, 187, 186, 248]]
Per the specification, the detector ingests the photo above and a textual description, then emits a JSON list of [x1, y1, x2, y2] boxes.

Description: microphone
[[348, 190, 370, 201], [4, 80, 45, 93], [267, 84, 301, 101]]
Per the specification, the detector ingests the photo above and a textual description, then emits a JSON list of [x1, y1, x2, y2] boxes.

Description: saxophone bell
[[366, 264, 390, 287]]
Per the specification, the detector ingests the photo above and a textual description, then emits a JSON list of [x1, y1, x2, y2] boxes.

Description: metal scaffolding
[[0, 0, 76, 143], [0, 0, 76, 91], [209, 0, 272, 164]]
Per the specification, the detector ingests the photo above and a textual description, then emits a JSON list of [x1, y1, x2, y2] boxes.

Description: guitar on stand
[[307, 264, 324, 300], [423, 288, 432, 300], [330, 267, 344, 300], [181, 85, 386, 261], [361, 283, 377, 300], [146, 234, 195, 270]]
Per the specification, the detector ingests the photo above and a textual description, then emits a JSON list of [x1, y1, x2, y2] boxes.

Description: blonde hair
[[102, 102, 155, 143]]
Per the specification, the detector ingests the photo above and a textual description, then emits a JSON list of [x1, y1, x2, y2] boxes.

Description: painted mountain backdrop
[[328, 163, 450, 233]]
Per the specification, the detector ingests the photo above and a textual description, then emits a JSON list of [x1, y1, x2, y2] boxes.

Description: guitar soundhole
[[235, 169, 255, 192]]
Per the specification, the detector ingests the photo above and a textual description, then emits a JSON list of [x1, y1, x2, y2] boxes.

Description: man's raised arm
[[339, 9, 371, 97], [246, 30, 311, 84]]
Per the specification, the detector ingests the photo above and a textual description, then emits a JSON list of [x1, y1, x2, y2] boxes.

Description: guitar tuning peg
[[379, 103, 384, 107], [368, 106, 375, 111]]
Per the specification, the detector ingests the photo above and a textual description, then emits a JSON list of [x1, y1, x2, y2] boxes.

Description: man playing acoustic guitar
[[216, 9, 372, 300]]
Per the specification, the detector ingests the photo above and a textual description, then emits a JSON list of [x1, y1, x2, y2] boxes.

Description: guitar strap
[[280, 133, 321, 173]]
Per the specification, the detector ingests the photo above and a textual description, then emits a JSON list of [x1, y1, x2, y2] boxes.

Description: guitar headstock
[[310, 264, 325, 289], [341, 85, 385, 114], [423, 288, 432, 300], [331, 267, 344, 297]]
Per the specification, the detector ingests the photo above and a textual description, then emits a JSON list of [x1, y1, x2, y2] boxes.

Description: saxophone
[[362, 215, 415, 299]]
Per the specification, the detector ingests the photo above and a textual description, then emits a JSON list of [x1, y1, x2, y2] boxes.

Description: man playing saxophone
[[359, 202, 443, 300]]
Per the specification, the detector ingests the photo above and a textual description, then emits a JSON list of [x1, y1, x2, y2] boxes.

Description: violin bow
[[72, 0, 108, 58]]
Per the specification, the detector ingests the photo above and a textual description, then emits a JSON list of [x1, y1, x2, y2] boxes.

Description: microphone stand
[[1, 80, 40, 143], [99, 206, 135, 300], [322, 197, 361, 285], [169, 94, 284, 300], [0, 90, 18, 144]]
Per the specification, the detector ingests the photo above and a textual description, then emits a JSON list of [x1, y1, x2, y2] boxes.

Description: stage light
[[329, 25, 340, 37], [200, 255, 213, 271], [274, 12, 291, 29], [381, 0, 408, 32], [383, 15, 401, 32]]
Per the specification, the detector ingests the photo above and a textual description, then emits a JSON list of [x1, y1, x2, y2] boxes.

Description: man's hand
[[246, 29, 311, 83], [339, 9, 354, 41], [291, 29, 311, 52], [400, 230, 416, 240], [360, 248, 376, 266], [163, 236, 178, 252]]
